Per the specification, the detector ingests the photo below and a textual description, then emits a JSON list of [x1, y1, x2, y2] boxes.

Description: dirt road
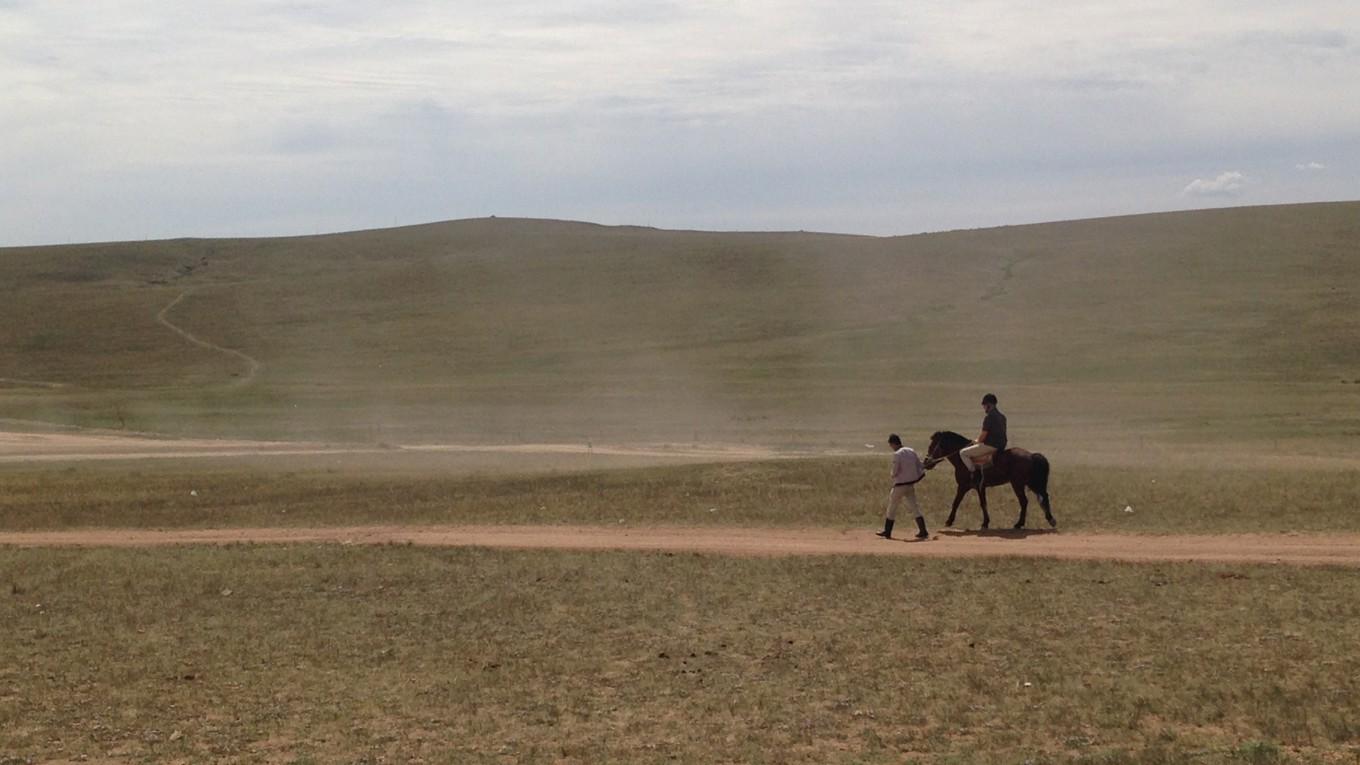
[[4, 525, 1360, 567], [0, 429, 783, 463]]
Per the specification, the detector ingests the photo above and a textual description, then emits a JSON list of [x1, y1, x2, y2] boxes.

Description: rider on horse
[[921, 394, 1056, 530], [959, 393, 1006, 483]]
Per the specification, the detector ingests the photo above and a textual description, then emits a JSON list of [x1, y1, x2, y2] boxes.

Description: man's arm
[[975, 429, 988, 444]]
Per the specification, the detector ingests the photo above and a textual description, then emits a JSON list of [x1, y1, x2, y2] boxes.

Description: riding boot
[[915, 517, 929, 539], [876, 519, 894, 539]]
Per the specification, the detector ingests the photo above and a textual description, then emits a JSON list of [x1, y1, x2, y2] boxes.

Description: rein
[[925, 446, 963, 468], [925, 432, 974, 469]]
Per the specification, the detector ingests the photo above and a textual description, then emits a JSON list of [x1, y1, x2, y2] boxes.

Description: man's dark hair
[[888, 434, 902, 446], [982, 393, 998, 405]]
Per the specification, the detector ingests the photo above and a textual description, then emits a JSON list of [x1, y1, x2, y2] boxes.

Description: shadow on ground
[[936, 527, 1060, 540]]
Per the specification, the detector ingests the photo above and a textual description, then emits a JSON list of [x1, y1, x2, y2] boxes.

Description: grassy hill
[[1, 203, 1357, 458]]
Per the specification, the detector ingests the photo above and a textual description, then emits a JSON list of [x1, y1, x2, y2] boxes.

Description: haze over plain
[[2, 2, 1358, 465], [2, 204, 1357, 467]]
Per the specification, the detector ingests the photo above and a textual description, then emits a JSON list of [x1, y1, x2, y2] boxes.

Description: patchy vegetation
[[4, 206, 1358, 763], [3, 546, 1358, 763], [2, 205, 1358, 450], [2, 457, 1359, 534]]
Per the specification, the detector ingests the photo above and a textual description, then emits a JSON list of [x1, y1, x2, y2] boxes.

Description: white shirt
[[892, 446, 925, 485]]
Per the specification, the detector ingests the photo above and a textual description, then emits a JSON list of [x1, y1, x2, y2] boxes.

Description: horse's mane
[[931, 430, 968, 444]]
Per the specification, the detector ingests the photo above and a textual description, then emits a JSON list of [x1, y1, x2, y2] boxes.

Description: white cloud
[[1182, 171, 1246, 197], [2, 2, 1360, 244], [1295, 161, 1327, 170]]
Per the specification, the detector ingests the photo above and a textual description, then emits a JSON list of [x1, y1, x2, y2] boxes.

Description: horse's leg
[[1028, 453, 1057, 528], [977, 484, 990, 529], [946, 485, 968, 527], [1012, 479, 1028, 529]]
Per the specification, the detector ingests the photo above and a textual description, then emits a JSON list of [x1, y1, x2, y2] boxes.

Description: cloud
[[1182, 171, 1246, 197], [4, 2, 1360, 245]]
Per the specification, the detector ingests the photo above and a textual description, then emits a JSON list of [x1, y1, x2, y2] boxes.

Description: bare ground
[[5, 429, 1360, 567], [4, 524, 1360, 567], [0, 429, 783, 463], [7, 429, 1360, 471]]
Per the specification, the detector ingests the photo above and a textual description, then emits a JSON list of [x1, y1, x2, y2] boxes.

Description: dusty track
[[4, 525, 1360, 567], [5, 427, 1358, 471], [0, 429, 783, 463]]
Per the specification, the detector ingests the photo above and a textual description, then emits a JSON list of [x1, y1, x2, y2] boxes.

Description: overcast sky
[[2, 1, 1358, 245]]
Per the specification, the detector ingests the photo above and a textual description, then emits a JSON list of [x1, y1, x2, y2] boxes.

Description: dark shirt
[[982, 408, 1007, 450]]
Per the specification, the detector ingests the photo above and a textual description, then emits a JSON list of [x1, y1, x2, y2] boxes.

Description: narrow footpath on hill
[[4, 525, 1360, 567], [156, 289, 262, 387]]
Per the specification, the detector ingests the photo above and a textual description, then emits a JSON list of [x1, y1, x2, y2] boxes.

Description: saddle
[[968, 449, 1009, 469]]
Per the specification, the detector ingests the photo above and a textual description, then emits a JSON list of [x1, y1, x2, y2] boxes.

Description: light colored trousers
[[958, 442, 997, 472], [886, 484, 922, 520]]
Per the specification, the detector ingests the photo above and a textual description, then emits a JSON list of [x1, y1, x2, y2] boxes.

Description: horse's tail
[[1029, 453, 1052, 513]]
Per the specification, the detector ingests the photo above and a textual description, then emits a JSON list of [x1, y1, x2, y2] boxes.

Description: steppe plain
[[3, 202, 1359, 763]]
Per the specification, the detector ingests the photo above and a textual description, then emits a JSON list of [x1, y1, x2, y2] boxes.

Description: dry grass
[[2, 457, 1357, 535], [3, 545, 1358, 763], [2, 205, 1358, 450], [4, 206, 1359, 764]]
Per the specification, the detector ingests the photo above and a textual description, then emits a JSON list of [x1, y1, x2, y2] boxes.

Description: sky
[[2, 1, 1358, 246]]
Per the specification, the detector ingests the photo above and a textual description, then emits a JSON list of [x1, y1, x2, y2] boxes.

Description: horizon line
[[3, 199, 1357, 250]]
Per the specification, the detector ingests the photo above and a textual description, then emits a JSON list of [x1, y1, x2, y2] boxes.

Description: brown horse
[[924, 431, 1055, 530]]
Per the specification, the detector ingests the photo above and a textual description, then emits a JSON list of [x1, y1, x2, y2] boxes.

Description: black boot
[[876, 519, 894, 539], [915, 517, 929, 539]]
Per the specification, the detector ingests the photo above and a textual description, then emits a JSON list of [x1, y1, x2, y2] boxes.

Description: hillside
[[1, 203, 1357, 456]]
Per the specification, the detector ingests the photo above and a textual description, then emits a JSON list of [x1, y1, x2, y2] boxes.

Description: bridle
[[924, 439, 963, 470]]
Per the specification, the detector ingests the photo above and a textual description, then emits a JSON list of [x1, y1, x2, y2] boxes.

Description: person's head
[[981, 393, 998, 412], [888, 434, 902, 448]]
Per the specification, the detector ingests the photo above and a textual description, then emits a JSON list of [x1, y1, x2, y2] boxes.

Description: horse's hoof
[[1013, 523, 1025, 530]]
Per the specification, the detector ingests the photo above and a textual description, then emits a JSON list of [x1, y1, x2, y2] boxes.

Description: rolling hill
[[2, 202, 1357, 459]]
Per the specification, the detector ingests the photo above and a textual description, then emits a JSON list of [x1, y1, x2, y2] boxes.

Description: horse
[[924, 431, 1055, 530]]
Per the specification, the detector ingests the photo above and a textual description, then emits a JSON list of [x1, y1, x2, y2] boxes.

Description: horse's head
[[924, 431, 946, 469], [924, 430, 966, 469]]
